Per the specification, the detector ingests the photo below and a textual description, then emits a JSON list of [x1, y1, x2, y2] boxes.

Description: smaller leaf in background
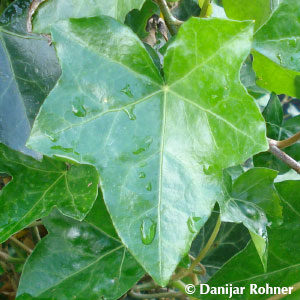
[[223, 0, 274, 32], [199, 180, 300, 300], [253, 0, 300, 97], [240, 56, 270, 102], [220, 167, 282, 271], [171, 0, 200, 21], [17, 195, 145, 300], [125, 0, 159, 40], [0, 143, 99, 244], [254, 94, 300, 173], [32, 0, 147, 34], [191, 210, 250, 281], [0, 0, 60, 155]]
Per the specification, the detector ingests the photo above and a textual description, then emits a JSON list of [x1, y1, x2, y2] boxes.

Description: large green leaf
[[27, 16, 268, 285], [0, 0, 60, 154], [195, 180, 300, 299], [254, 94, 300, 173], [17, 195, 144, 300], [32, 0, 146, 34], [220, 167, 282, 270], [0, 143, 99, 243]]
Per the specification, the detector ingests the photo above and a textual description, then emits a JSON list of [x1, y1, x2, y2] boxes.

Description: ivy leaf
[[223, 0, 300, 97], [0, 0, 60, 154], [220, 167, 282, 270], [254, 94, 300, 173], [223, 0, 276, 32], [171, 0, 200, 21], [0, 143, 99, 243], [191, 210, 250, 280], [17, 195, 144, 300], [125, 0, 159, 40], [27, 16, 268, 285], [32, 0, 147, 34], [199, 180, 300, 300]]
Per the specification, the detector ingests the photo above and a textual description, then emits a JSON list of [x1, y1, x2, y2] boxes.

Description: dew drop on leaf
[[139, 172, 146, 178], [187, 216, 202, 233], [120, 84, 134, 98], [140, 218, 156, 245], [276, 53, 283, 64], [145, 182, 152, 191], [72, 99, 87, 117]]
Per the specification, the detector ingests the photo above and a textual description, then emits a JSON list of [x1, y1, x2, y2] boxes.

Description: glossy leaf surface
[[221, 167, 281, 270], [253, 0, 300, 97], [27, 16, 268, 285], [0, 0, 60, 154], [17, 196, 144, 300], [0, 143, 99, 243], [199, 180, 300, 299], [32, 0, 146, 33], [254, 94, 300, 173], [223, 0, 275, 31]]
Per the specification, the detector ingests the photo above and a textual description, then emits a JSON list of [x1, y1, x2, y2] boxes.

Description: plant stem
[[266, 281, 300, 300], [268, 139, 300, 174], [199, 0, 210, 17], [129, 290, 182, 299], [27, 220, 43, 228], [188, 215, 221, 271], [155, 0, 183, 35], [270, 131, 300, 149], [133, 281, 158, 291], [9, 237, 33, 255], [33, 226, 41, 242], [0, 250, 25, 263]]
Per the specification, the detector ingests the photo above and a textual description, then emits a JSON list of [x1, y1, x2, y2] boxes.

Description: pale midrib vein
[[36, 245, 124, 297], [3, 173, 65, 240], [168, 26, 251, 88], [157, 91, 167, 277], [64, 175, 78, 213], [234, 176, 271, 198], [168, 89, 257, 144], [229, 263, 300, 285], [52, 90, 162, 135], [0, 27, 43, 40], [85, 220, 121, 243], [0, 150, 62, 174]]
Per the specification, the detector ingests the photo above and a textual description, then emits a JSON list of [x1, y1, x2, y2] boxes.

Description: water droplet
[[133, 147, 145, 155], [276, 53, 283, 64], [123, 106, 136, 120], [145, 182, 152, 191], [139, 172, 146, 178], [288, 38, 297, 47], [140, 218, 156, 245], [72, 104, 87, 117], [187, 216, 202, 233], [121, 84, 134, 98]]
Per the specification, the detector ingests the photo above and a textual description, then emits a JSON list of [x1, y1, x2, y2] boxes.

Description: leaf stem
[[266, 281, 300, 300], [199, 0, 210, 17], [155, 0, 183, 35], [268, 139, 300, 174], [9, 237, 33, 255], [133, 281, 158, 291], [270, 131, 300, 149], [129, 290, 182, 299], [173, 215, 221, 281], [27, 220, 43, 228], [0, 250, 25, 263]]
